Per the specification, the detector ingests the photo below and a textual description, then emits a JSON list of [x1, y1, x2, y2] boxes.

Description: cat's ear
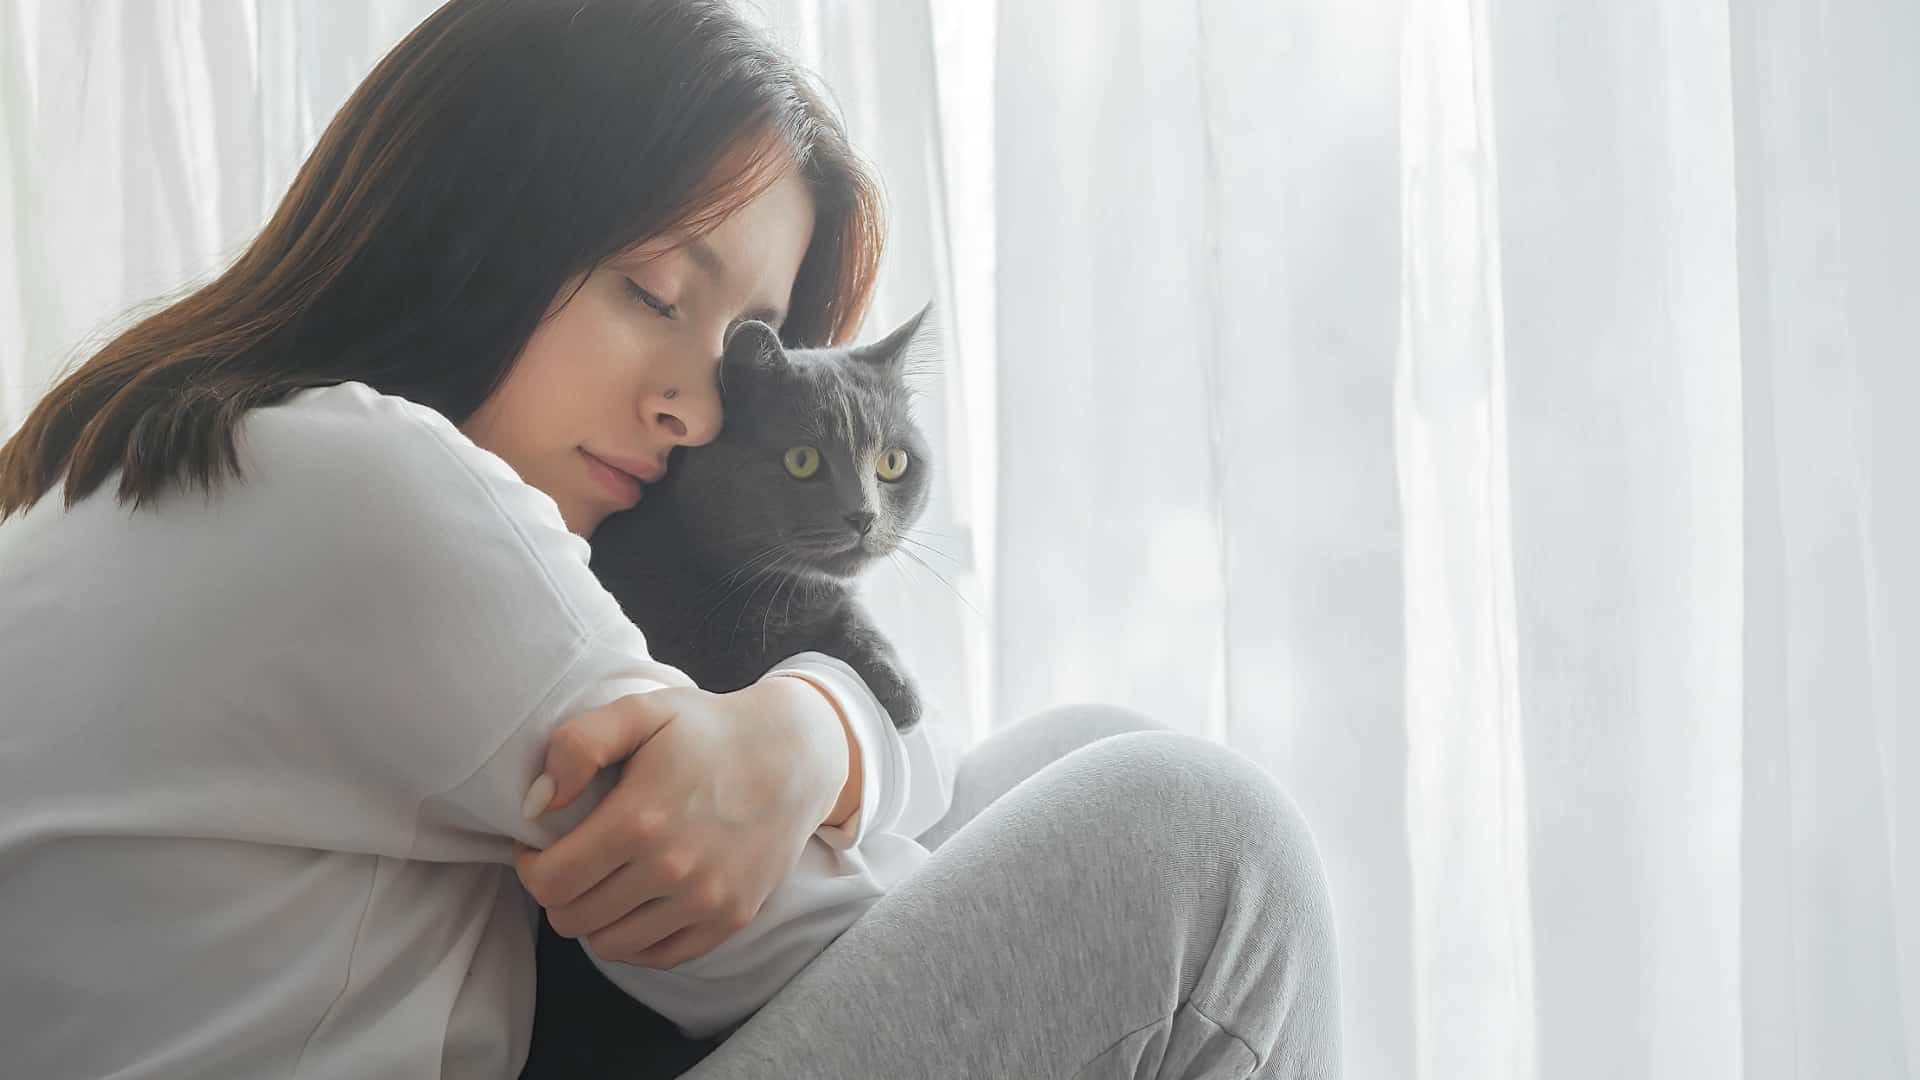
[[850, 302, 935, 374], [722, 319, 787, 375], [718, 319, 789, 409]]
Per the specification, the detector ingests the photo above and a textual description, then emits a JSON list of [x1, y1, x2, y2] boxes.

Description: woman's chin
[[565, 502, 606, 539]]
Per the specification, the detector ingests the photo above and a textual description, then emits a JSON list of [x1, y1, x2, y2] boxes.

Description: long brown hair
[[0, 0, 884, 520]]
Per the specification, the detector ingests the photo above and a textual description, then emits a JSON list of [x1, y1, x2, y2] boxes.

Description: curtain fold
[[1398, 0, 1536, 1073], [995, 0, 1917, 1075]]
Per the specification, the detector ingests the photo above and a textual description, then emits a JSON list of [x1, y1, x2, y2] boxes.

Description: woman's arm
[[767, 673, 863, 830], [760, 651, 918, 848], [548, 672, 960, 1040], [227, 383, 929, 1035], [502, 674, 849, 972]]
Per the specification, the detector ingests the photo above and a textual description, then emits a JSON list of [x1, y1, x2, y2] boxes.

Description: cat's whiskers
[[762, 567, 826, 655], [895, 532, 962, 566], [721, 549, 798, 641], [690, 543, 797, 639], [760, 570, 798, 655], [768, 572, 797, 648], [894, 545, 983, 620], [783, 526, 866, 567], [698, 547, 778, 598], [694, 541, 791, 605], [885, 550, 915, 594], [727, 553, 798, 652], [695, 525, 834, 595]]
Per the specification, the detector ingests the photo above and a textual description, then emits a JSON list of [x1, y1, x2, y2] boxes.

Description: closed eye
[[622, 278, 677, 320]]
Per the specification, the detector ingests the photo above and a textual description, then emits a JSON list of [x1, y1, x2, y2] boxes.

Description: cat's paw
[[869, 666, 923, 733]]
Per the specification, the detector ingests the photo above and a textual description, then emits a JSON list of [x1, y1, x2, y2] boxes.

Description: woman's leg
[[524, 706, 1202, 1079], [685, 704, 1343, 1079], [915, 703, 1176, 853]]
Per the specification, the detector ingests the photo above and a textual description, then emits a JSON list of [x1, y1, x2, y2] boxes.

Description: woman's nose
[[651, 382, 722, 446]]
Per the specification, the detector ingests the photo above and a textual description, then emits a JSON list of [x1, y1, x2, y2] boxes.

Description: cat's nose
[[845, 511, 877, 537]]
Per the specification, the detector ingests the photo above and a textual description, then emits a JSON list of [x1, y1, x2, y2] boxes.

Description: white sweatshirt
[[0, 381, 961, 1079]]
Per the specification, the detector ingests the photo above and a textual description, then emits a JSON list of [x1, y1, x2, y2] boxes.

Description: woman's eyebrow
[[685, 235, 786, 329], [683, 235, 731, 287]]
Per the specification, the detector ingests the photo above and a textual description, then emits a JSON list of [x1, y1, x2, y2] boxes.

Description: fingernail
[[521, 773, 556, 820]]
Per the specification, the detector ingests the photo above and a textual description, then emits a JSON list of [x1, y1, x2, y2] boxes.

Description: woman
[[0, 1, 1343, 1076]]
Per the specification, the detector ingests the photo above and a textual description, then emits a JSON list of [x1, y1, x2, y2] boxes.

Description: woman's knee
[[1069, 732, 1343, 1060], [1014, 710, 1322, 859], [1066, 730, 1334, 900], [921, 703, 1173, 850], [1017, 701, 1172, 755], [956, 707, 1335, 905]]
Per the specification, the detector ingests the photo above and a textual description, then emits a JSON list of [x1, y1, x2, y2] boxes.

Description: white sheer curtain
[[6, 0, 1917, 1076], [994, 0, 1918, 1077]]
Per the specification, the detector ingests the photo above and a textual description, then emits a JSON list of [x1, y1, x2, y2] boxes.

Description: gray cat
[[585, 305, 936, 733], [521, 309, 939, 1079]]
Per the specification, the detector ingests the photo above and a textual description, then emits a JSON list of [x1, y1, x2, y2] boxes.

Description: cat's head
[[654, 304, 937, 582]]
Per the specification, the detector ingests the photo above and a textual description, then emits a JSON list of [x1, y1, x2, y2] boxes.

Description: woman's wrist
[[758, 674, 861, 830]]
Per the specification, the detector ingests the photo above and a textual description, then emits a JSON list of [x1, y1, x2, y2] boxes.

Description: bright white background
[[3, 2, 1915, 1076]]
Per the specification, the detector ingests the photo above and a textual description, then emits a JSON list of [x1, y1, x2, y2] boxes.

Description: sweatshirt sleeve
[[758, 652, 963, 848], [224, 383, 701, 862], [244, 384, 960, 1038], [583, 667, 965, 1040]]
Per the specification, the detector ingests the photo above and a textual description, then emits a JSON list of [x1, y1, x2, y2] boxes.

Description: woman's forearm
[[761, 673, 862, 829], [824, 708, 862, 829]]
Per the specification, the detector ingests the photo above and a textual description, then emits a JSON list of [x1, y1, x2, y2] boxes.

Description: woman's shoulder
[[241, 381, 562, 532], [232, 380, 603, 627], [243, 381, 520, 498]]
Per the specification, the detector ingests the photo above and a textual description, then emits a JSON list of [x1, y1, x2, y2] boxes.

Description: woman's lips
[[580, 449, 643, 507]]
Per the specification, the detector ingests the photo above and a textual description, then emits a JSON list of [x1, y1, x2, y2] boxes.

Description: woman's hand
[[512, 678, 848, 970]]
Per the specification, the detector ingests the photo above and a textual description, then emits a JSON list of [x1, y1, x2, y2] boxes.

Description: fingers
[[542, 859, 670, 940], [522, 840, 750, 970], [512, 840, 543, 884], [519, 774, 556, 820], [531, 690, 675, 814], [518, 789, 671, 908], [621, 923, 725, 972], [587, 908, 720, 970]]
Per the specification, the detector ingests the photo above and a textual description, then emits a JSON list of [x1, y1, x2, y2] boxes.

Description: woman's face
[[462, 166, 815, 538]]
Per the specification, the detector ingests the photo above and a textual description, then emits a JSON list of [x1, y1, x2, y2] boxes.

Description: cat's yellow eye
[[877, 448, 910, 482], [784, 446, 821, 479]]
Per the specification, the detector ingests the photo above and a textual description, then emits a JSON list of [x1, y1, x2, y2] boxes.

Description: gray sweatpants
[[682, 704, 1343, 1079]]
